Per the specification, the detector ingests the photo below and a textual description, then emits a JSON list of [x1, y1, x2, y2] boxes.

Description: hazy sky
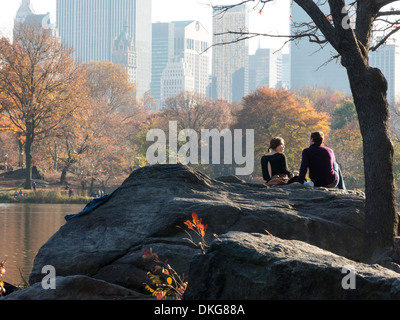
[[0, 0, 291, 53]]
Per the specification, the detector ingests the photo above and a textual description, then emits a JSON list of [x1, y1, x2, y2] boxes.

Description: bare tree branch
[[295, 0, 339, 50], [377, 10, 400, 16], [370, 25, 400, 51]]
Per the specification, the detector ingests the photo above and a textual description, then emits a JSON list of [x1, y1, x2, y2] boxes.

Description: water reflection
[[0, 203, 84, 286]]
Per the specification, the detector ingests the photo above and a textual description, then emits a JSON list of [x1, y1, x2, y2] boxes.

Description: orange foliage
[[184, 212, 208, 238]]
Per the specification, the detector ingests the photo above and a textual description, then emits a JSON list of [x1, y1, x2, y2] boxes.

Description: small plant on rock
[[142, 248, 187, 300], [180, 212, 209, 254], [143, 212, 209, 300]]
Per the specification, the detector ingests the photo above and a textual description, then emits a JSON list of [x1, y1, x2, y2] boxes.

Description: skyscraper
[[56, 0, 152, 98], [112, 25, 136, 84], [173, 21, 210, 96], [161, 58, 195, 104], [290, 2, 350, 93], [212, 4, 249, 102], [249, 48, 282, 92], [151, 22, 175, 109], [282, 53, 291, 89], [152, 20, 210, 108], [369, 38, 400, 106]]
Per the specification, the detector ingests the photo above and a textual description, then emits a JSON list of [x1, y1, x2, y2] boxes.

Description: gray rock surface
[[5, 164, 372, 299], [2, 275, 147, 300], [184, 232, 400, 300]]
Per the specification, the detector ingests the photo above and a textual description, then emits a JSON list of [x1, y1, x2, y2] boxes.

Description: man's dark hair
[[311, 132, 324, 145]]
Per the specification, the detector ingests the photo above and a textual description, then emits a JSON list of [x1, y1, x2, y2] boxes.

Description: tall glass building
[[172, 21, 210, 97], [151, 22, 175, 109], [151, 20, 210, 109], [211, 4, 249, 103], [370, 38, 400, 106], [56, 0, 152, 98], [290, 2, 350, 93], [249, 47, 283, 92]]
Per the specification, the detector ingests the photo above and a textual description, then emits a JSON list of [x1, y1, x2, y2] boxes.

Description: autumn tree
[[133, 92, 239, 177], [0, 112, 25, 168], [163, 91, 234, 131], [53, 99, 94, 184], [293, 86, 350, 114], [214, 0, 400, 262], [134, 110, 167, 164], [0, 22, 86, 189], [77, 61, 138, 189], [41, 61, 138, 189], [162, 91, 238, 176], [234, 86, 330, 177], [82, 61, 136, 113]]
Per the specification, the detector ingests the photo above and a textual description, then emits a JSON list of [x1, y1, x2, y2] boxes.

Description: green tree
[[331, 99, 357, 129]]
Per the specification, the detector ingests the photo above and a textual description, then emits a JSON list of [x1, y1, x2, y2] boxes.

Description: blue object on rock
[[64, 188, 119, 221]]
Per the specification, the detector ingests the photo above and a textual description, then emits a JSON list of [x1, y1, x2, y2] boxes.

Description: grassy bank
[[0, 189, 93, 204]]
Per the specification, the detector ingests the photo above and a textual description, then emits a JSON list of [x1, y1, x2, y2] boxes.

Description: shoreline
[[0, 190, 93, 205]]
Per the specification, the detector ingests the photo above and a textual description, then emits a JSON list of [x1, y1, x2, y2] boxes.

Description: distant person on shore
[[296, 132, 345, 189], [261, 137, 297, 184]]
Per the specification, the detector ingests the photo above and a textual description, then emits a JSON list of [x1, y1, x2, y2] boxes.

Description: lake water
[[0, 203, 85, 286]]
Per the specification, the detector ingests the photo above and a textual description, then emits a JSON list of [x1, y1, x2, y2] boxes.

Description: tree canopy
[[0, 22, 87, 188]]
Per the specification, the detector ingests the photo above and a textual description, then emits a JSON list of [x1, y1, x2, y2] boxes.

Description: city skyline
[[0, 0, 291, 55], [56, 0, 152, 98], [2, 0, 399, 105]]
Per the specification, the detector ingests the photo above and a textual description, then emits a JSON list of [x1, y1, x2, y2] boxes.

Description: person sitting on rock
[[296, 131, 345, 189], [261, 137, 296, 184]]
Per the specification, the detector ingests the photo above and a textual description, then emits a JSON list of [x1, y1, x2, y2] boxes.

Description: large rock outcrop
[[184, 232, 400, 300], [4, 164, 380, 300]]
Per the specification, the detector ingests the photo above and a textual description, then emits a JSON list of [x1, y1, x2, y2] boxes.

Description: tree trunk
[[347, 66, 399, 261], [89, 177, 95, 196], [53, 141, 59, 171], [60, 167, 68, 185], [18, 138, 24, 168], [60, 158, 75, 184], [24, 136, 33, 190]]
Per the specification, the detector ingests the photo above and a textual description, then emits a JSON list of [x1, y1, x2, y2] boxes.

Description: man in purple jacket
[[297, 132, 345, 189]]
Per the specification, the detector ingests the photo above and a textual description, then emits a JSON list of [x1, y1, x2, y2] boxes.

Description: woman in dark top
[[261, 137, 293, 183]]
